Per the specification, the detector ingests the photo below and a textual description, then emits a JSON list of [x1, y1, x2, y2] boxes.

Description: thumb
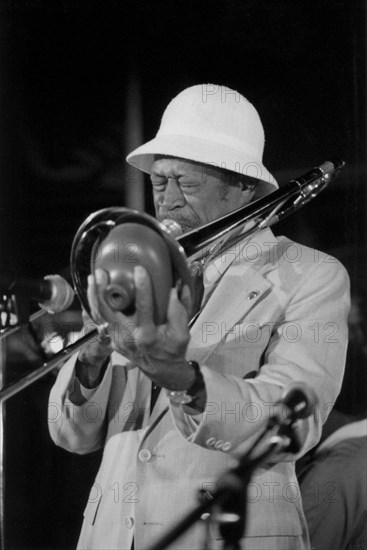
[[166, 287, 190, 334], [179, 284, 193, 317]]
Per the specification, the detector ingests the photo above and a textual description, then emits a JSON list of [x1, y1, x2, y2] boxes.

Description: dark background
[[0, 1, 366, 548]]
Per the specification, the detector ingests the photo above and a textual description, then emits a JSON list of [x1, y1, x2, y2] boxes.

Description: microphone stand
[[146, 416, 302, 550]]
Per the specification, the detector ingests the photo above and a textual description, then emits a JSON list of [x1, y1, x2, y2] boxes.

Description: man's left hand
[[87, 265, 196, 390]]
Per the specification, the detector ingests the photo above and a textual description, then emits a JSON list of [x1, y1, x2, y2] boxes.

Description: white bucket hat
[[127, 84, 277, 197]]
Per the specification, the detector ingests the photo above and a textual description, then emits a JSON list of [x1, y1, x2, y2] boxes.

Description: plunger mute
[[93, 223, 173, 325]]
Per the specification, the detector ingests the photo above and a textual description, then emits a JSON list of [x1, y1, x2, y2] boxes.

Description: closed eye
[[180, 181, 200, 192], [150, 175, 200, 193], [151, 176, 167, 191]]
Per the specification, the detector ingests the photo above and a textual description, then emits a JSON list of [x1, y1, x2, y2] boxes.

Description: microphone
[[264, 383, 318, 454], [271, 383, 318, 426], [1, 274, 75, 313]]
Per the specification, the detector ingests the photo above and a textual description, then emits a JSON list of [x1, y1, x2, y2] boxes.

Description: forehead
[[151, 156, 224, 182]]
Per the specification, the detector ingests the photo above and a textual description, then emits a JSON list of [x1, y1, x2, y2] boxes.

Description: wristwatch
[[166, 361, 205, 405]]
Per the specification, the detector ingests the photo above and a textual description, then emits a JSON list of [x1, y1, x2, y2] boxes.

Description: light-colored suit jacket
[[49, 228, 350, 550]]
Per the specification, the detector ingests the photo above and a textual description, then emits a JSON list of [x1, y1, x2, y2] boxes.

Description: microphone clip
[[267, 416, 302, 454]]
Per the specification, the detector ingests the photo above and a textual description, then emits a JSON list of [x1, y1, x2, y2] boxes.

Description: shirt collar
[[316, 418, 367, 455], [203, 226, 276, 289]]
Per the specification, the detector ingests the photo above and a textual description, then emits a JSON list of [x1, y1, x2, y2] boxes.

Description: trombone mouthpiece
[[330, 157, 345, 173], [161, 219, 183, 238]]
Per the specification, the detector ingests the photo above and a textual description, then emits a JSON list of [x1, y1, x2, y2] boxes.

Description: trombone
[[0, 158, 345, 403]]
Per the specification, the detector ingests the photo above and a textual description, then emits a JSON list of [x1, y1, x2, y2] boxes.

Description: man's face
[[150, 157, 254, 232]]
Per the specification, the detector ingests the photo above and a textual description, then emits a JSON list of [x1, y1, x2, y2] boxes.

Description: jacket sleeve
[[48, 353, 118, 454], [170, 258, 350, 460]]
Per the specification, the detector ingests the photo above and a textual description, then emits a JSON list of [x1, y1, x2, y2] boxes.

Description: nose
[[161, 178, 186, 210]]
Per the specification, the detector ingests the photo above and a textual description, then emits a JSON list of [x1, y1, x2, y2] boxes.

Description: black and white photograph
[[0, 1, 366, 549]]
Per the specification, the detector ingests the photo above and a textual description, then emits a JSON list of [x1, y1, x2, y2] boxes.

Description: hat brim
[[126, 134, 278, 198]]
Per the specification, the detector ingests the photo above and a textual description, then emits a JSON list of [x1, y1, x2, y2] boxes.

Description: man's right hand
[[75, 309, 113, 388]]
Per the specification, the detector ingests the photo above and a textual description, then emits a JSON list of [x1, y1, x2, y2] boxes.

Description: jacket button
[[214, 439, 224, 450], [125, 517, 134, 529], [247, 290, 260, 300], [206, 437, 216, 447], [222, 442, 232, 451], [138, 449, 152, 462]]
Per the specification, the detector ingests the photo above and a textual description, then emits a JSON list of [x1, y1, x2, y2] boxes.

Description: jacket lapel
[[188, 262, 272, 363], [189, 228, 277, 362]]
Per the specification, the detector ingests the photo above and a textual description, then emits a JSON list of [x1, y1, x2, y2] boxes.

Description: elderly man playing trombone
[[49, 84, 350, 550]]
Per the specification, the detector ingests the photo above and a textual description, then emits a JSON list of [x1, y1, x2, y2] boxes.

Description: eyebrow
[[151, 168, 186, 179]]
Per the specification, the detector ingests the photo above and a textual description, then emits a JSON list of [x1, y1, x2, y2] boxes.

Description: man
[[49, 84, 350, 549], [298, 288, 367, 550]]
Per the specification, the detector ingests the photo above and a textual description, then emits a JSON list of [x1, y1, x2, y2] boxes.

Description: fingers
[[180, 284, 193, 316], [134, 265, 156, 340], [89, 266, 191, 325], [167, 287, 190, 338], [134, 268, 190, 342], [87, 270, 133, 352], [89, 268, 128, 330], [87, 272, 105, 324], [87, 266, 189, 354], [88, 266, 155, 347], [87, 269, 109, 325], [87, 269, 120, 327]]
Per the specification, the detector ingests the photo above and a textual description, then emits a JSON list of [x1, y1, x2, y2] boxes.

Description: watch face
[[166, 390, 193, 405]]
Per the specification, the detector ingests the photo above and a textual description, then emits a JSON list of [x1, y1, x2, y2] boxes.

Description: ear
[[240, 186, 256, 206]]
